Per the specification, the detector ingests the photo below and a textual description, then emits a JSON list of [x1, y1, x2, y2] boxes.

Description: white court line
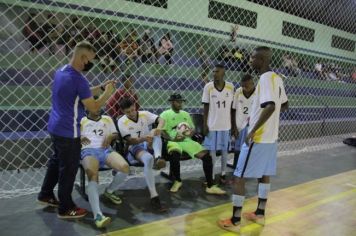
[[344, 183, 356, 188]]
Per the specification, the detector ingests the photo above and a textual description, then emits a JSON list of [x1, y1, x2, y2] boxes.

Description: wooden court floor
[[101, 170, 356, 236]]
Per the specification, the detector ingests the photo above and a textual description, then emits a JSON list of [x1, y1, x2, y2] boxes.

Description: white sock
[[141, 152, 158, 198], [221, 150, 228, 176], [87, 181, 102, 219], [258, 183, 271, 199], [106, 172, 128, 193], [152, 136, 162, 158]]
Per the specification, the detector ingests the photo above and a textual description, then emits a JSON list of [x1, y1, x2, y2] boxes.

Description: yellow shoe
[[217, 218, 240, 233], [95, 214, 111, 228], [170, 181, 182, 193], [206, 185, 226, 195]]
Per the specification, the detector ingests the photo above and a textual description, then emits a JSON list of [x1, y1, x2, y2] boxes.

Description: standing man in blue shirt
[[37, 41, 115, 219]]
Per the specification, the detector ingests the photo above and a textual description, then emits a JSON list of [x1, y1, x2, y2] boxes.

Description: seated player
[[160, 93, 226, 194], [80, 109, 129, 228], [117, 98, 167, 212]]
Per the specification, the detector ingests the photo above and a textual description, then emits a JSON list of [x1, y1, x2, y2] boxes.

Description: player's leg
[[243, 142, 277, 224], [152, 136, 166, 170], [217, 131, 230, 183], [104, 151, 129, 205], [136, 150, 167, 212], [217, 142, 251, 232], [203, 131, 218, 180], [38, 135, 60, 207], [254, 175, 270, 217], [166, 141, 183, 192], [194, 148, 226, 195], [82, 152, 110, 228]]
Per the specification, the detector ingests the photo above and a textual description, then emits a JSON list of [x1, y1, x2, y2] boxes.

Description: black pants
[[38, 134, 81, 214]]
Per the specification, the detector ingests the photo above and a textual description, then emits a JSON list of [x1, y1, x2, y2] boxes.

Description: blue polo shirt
[[48, 64, 92, 138]]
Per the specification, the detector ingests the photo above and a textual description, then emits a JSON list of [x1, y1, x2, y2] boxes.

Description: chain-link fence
[[1, 0, 355, 198]]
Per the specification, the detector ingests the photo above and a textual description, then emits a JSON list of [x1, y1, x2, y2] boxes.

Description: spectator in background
[[158, 33, 174, 65], [326, 63, 341, 81], [232, 47, 243, 62], [352, 67, 356, 82], [140, 30, 157, 63], [218, 45, 233, 64], [283, 54, 299, 77], [106, 30, 120, 61], [23, 13, 45, 52], [43, 14, 57, 54], [315, 61, 326, 79], [118, 31, 140, 70], [106, 75, 140, 120], [230, 24, 239, 42], [96, 33, 117, 73], [68, 17, 84, 49], [52, 24, 70, 56], [87, 23, 101, 44], [197, 43, 211, 83]]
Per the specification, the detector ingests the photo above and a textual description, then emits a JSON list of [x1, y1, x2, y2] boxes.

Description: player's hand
[[104, 80, 116, 94], [145, 135, 153, 144], [174, 134, 185, 142], [203, 125, 209, 136], [102, 136, 112, 148], [232, 127, 239, 138], [81, 136, 91, 146], [152, 128, 161, 136], [245, 131, 255, 146]]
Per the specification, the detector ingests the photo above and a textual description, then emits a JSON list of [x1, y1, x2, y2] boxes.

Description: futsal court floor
[[0, 144, 355, 236]]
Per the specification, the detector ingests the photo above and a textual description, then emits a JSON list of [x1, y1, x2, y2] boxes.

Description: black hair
[[241, 74, 253, 82], [255, 46, 271, 52], [215, 64, 226, 70], [119, 98, 134, 110]]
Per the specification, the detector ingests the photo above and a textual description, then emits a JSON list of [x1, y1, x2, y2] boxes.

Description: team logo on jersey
[[239, 100, 243, 104], [128, 127, 134, 130], [225, 92, 229, 97], [212, 95, 217, 98], [141, 121, 144, 126]]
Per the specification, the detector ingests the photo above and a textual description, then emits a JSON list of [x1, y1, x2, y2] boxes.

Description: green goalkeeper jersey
[[160, 109, 194, 139]]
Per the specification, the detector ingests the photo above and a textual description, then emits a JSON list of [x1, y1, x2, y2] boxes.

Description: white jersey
[[249, 71, 288, 143], [80, 115, 117, 149], [232, 87, 255, 131], [202, 81, 234, 131], [118, 111, 158, 140]]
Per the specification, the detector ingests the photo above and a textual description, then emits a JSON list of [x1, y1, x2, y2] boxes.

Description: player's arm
[[202, 84, 210, 136], [91, 80, 117, 97], [203, 103, 209, 136], [152, 117, 165, 136], [231, 108, 238, 138], [281, 101, 289, 112], [82, 82, 115, 113]]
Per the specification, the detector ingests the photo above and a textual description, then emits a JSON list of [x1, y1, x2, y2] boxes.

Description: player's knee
[[169, 151, 181, 161], [121, 163, 130, 174], [86, 170, 99, 181], [195, 150, 208, 159]]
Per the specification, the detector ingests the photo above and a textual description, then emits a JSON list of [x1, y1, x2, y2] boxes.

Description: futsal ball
[[176, 122, 192, 137]]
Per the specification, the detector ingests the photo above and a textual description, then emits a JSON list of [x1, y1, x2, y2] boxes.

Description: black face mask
[[82, 61, 94, 72]]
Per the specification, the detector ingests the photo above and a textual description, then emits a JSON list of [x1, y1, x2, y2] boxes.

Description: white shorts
[[234, 142, 277, 178]]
